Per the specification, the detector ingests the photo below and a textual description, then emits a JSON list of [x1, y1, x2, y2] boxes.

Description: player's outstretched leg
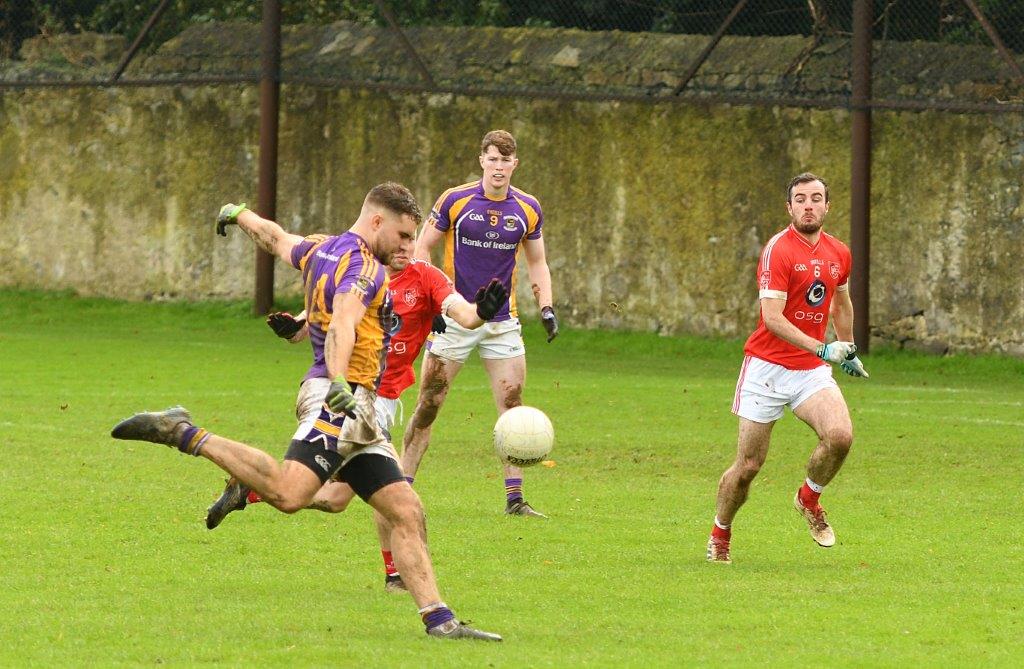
[[206, 478, 252, 529], [113, 408, 324, 515], [111, 407, 194, 449]]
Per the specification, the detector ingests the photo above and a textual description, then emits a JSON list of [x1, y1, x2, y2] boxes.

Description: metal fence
[[2, 1, 1022, 112], [3, 1, 1022, 344]]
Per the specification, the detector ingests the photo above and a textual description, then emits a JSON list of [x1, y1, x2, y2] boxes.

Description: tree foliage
[[2, 0, 1022, 60]]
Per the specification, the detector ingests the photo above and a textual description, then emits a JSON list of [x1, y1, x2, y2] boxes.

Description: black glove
[[431, 314, 447, 334], [325, 380, 357, 418], [216, 203, 246, 236], [541, 306, 559, 343], [267, 312, 305, 339], [474, 279, 508, 321]]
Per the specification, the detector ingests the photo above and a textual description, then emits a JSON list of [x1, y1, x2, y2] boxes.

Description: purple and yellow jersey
[[426, 180, 543, 321], [288, 232, 392, 390]]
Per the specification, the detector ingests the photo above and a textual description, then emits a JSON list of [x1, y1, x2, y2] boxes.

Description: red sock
[[246, 490, 262, 504], [798, 482, 821, 509], [382, 550, 399, 577], [711, 523, 731, 541]]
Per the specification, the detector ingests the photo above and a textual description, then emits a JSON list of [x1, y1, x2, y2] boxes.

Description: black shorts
[[285, 439, 343, 483], [284, 441, 404, 501], [336, 453, 406, 502]]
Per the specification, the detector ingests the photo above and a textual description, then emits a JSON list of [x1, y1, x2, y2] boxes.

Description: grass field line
[[859, 407, 1024, 428], [21, 389, 295, 399], [876, 398, 1023, 407], [873, 384, 984, 394]]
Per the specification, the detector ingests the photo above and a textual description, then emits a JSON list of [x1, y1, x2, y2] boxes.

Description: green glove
[[216, 202, 247, 236], [840, 354, 870, 378], [325, 379, 357, 418]]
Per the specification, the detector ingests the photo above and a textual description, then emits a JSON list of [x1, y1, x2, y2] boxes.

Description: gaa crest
[[352, 275, 372, 297], [403, 289, 418, 306], [758, 270, 771, 290], [829, 262, 840, 280]]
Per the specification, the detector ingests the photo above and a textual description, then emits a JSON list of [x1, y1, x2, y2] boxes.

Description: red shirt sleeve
[[758, 238, 792, 297], [423, 263, 456, 314], [839, 244, 852, 287]]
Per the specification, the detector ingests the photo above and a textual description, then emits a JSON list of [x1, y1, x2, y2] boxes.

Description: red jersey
[[377, 260, 456, 399], [744, 225, 852, 370]]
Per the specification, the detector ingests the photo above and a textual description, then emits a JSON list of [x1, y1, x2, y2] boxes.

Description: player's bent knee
[[327, 498, 352, 513], [389, 496, 425, 529], [268, 445, 342, 513], [312, 483, 355, 513], [276, 496, 309, 515], [821, 424, 853, 450], [828, 427, 854, 452]]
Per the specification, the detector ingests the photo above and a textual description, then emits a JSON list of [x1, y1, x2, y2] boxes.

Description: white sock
[[805, 477, 824, 493], [418, 601, 446, 615], [714, 516, 731, 530]]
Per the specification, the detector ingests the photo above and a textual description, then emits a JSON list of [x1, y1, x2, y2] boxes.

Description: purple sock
[[405, 476, 414, 485], [505, 477, 523, 503], [178, 425, 209, 456], [422, 606, 455, 630]]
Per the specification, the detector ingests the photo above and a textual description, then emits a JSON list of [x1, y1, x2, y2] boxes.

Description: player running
[[206, 252, 506, 594], [707, 173, 869, 564], [111, 183, 502, 640], [408, 129, 558, 518]]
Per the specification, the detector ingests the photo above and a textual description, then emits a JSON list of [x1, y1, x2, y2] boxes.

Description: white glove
[[840, 355, 870, 378], [815, 341, 857, 364]]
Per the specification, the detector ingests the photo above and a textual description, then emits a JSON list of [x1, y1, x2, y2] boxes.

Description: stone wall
[[1, 22, 1021, 354]]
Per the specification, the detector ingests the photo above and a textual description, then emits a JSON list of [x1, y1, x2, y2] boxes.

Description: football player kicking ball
[[206, 252, 506, 595], [707, 173, 869, 565], [111, 184, 501, 640]]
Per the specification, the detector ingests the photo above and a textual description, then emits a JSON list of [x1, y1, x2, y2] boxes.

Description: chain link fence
[[1, 1, 1021, 111]]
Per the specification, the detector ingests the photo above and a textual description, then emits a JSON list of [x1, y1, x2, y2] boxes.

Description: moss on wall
[[1, 31, 1022, 354]]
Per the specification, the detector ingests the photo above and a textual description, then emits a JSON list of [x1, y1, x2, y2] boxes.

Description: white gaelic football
[[493, 406, 554, 467]]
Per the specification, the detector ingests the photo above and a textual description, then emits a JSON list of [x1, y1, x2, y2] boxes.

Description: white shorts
[[373, 395, 403, 438], [427, 316, 525, 363], [291, 377, 398, 464], [294, 377, 332, 428], [731, 355, 838, 423]]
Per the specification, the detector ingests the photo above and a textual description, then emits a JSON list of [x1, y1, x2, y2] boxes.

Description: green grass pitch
[[2, 289, 1022, 666]]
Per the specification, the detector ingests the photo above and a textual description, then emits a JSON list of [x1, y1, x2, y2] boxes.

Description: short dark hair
[[787, 172, 829, 202], [366, 182, 422, 224], [480, 129, 517, 157]]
